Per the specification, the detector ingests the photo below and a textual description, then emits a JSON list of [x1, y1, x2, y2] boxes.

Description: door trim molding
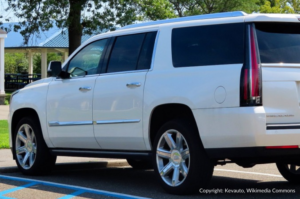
[[48, 121, 93, 127], [96, 119, 140, 124]]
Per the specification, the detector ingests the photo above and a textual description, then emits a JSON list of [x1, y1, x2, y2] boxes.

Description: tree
[[5, 53, 28, 73], [166, 0, 261, 17], [259, 0, 294, 13], [1, 0, 175, 55]]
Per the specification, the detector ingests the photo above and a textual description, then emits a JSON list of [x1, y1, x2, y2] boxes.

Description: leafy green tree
[[5, 53, 28, 73], [167, 0, 261, 17], [1, 0, 174, 55], [259, 0, 294, 13]]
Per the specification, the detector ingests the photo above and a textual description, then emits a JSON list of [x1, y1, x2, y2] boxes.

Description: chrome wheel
[[15, 124, 37, 170], [156, 129, 190, 187], [285, 164, 300, 175]]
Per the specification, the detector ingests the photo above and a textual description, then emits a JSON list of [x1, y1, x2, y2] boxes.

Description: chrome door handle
[[79, 86, 92, 91], [126, 82, 141, 88]]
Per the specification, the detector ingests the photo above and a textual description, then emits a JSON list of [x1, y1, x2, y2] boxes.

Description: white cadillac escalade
[[9, 11, 300, 194]]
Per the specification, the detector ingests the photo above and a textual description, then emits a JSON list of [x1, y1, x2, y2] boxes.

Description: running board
[[50, 149, 152, 159]]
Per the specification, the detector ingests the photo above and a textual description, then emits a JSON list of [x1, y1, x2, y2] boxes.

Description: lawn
[[0, 120, 9, 149], [4, 91, 12, 105]]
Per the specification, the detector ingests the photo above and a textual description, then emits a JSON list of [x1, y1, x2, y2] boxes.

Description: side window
[[172, 23, 244, 67], [107, 33, 145, 73], [67, 39, 108, 77], [137, 32, 157, 70]]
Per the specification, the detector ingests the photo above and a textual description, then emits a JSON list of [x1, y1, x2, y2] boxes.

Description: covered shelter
[[3, 23, 93, 78]]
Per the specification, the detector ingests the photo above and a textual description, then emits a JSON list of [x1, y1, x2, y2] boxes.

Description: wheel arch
[[148, 103, 202, 149], [11, 108, 42, 159]]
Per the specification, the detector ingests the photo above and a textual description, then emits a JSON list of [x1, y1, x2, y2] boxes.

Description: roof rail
[[122, 11, 247, 30]]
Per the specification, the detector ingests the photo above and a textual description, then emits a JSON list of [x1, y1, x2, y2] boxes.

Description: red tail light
[[266, 145, 299, 149], [240, 24, 262, 106]]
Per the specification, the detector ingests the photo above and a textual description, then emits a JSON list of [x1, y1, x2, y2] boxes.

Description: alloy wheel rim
[[156, 129, 190, 187], [15, 124, 37, 170], [286, 164, 300, 174]]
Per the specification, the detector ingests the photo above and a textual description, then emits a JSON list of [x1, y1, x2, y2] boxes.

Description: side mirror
[[58, 71, 70, 79], [47, 61, 62, 77]]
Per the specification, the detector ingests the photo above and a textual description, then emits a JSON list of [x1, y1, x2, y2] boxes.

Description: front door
[[47, 39, 109, 149]]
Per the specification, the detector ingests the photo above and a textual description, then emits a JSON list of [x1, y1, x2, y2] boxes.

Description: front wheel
[[276, 163, 300, 183], [14, 116, 56, 175], [153, 119, 213, 194]]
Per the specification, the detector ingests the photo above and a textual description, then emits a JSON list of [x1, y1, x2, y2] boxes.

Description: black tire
[[152, 119, 213, 195], [276, 163, 300, 183], [127, 159, 153, 169], [14, 116, 56, 175]]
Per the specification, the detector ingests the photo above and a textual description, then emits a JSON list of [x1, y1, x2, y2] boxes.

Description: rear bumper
[[206, 147, 300, 163], [193, 106, 300, 149]]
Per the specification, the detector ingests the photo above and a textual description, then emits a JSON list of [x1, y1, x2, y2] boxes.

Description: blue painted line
[[0, 175, 150, 199], [58, 190, 85, 199], [0, 182, 38, 198], [0, 196, 15, 199]]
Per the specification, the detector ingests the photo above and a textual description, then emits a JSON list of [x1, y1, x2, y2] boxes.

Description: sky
[[0, 0, 19, 22]]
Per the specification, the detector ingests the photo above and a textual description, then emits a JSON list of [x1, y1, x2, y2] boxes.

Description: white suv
[[9, 11, 300, 194]]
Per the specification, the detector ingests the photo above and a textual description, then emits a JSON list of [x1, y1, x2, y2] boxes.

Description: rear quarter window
[[172, 23, 244, 67]]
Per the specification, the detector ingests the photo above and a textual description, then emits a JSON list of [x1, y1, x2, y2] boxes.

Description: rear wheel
[[153, 119, 213, 194], [14, 116, 56, 175], [126, 159, 153, 169], [276, 163, 300, 183]]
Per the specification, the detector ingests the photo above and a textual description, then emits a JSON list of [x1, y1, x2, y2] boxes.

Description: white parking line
[[215, 169, 283, 178]]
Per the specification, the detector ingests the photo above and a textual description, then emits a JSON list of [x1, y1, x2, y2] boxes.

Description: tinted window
[[137, 32, 157, 70], [256, 23, 300, 63], [68, 39, 108, 77], [107, 34, 145, 73], [172, 23, 244, 67]]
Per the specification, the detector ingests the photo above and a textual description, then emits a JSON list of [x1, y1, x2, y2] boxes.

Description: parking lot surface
[[0, 149, 300, 199]]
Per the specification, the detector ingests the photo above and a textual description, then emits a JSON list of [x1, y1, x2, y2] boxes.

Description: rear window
[[172, 23, 244, 67], [256, 23, 300, 63]]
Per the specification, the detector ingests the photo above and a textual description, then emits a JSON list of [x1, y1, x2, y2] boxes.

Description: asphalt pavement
[[0, 149, 299, 199]]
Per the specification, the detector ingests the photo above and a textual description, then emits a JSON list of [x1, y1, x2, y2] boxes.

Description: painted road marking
[[58, 190, 86, 199], [215, 169, 283, 178], [0, 175, 151, 199], [0, 182, 37, 197]]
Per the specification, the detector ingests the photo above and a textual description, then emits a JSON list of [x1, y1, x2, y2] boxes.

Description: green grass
[[0, 120, 9, 149], [4, 91, 12, 105]]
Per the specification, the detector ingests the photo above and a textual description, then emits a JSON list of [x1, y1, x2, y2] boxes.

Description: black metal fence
[[5, 73, 41, 90]]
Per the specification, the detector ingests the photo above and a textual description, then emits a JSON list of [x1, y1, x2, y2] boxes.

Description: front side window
[[172, 23, 244, 67], [68, 39, 108, 77]]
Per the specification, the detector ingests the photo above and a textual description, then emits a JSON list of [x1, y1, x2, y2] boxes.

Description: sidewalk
[[0, 149, 129, 173], [0, 105, 9, 120]]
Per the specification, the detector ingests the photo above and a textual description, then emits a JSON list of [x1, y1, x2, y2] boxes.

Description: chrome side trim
[[261, 63, 300, 68], [96, 119, 140, 124], [49, 121, 93, 127], [267, 123, 300, 130]]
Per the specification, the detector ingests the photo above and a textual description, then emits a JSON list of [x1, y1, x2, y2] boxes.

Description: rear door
[[93, 32, 157, 150], [255, 23, 300, 126]]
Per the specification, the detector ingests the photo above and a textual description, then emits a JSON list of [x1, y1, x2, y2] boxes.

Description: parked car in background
[[9, 11, 300, 194]]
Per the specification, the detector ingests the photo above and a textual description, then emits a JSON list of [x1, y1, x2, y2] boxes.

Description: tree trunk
[[68, 0, 83, 55]]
